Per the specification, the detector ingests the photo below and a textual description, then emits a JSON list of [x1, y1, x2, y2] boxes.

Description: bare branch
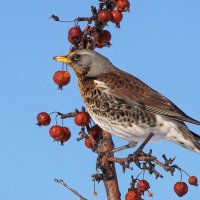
[[54, 178, 87, 200]]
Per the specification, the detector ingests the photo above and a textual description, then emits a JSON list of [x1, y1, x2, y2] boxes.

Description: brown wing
[[96, 68, 200, 125]]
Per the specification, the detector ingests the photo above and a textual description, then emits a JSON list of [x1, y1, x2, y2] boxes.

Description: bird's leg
[[135, 132, 154, 153], [110, 133, 154, 155], [110, 141, 138, 154]]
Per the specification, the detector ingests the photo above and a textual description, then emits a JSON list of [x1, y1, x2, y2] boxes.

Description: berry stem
[[180, 169, 183, 182], [143, 170, 146, 180], [135, 169, 144, 180], [180, 168, 191, 178], [93, 180, 97, 196]]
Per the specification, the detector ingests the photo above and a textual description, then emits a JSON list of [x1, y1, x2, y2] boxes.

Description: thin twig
[[57, 112, 76, 119], [54, 178, 87, 200]]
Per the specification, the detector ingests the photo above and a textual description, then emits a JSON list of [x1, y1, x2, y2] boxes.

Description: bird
[[54, 49, 200, 153]]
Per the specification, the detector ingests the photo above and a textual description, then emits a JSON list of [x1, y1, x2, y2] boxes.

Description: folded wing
[[96, 68, 200, 125]]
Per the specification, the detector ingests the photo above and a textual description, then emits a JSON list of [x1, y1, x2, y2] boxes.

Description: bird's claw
[[128, 149, 144, 167]]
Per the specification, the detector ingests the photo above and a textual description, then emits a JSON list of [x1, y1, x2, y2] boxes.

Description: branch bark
[[97, 131, 121, 200]]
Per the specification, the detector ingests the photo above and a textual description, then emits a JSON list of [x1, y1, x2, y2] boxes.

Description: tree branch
[[93, 131, 121, 200]]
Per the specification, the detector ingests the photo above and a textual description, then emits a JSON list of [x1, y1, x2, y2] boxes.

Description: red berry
[[49, 125, 64, 140], [174, 182, 188, 197], [188, 176, 198, 186], [89, 125, 102, 138], [58, 127, 71, 144], [68, 26, 83, 44], [96, 30, 111, 48], [125, 189, 142, 200], [37, 112, 51, 126], [74, 111, 90, 126], [98, 10, 112, 22], [85, 138, 93, 149], [53, 70, 71, 89], [116, 0, 130, 12], [137, 180, 150, 192], [111, 10, 123, 24]]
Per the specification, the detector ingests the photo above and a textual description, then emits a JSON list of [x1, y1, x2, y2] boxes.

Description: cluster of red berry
[[125, 177, 152, 200], [36, 110, 102, 148], [125, 173, 198, 199], [173, 175, 198, 197], [36, 112, 71, 145], [52, 0, 130, 50]]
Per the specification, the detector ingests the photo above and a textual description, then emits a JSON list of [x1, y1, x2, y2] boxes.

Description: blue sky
[[1, 0, 200, 199]]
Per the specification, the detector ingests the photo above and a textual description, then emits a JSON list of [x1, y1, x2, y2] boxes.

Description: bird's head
[[53, 49, 114, 80]]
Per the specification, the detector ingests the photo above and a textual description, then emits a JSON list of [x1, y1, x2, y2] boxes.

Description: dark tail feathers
[[191, 131, 200, 141]]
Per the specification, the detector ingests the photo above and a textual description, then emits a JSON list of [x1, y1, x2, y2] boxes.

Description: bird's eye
[[73, 54, 81, 61]]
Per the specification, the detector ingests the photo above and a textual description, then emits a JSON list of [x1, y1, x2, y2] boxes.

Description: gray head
[[54, 49, 114, 79]]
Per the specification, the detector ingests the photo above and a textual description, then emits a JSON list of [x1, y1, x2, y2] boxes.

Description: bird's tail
[[185, 130, 200, 153], [190, 131, 200, 141], [168, 123, 200, 154]]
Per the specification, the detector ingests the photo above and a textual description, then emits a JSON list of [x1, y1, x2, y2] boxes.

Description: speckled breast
[[78, 78, 156, 130]]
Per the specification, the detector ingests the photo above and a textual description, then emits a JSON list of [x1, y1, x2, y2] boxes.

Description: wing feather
[[96, 68, 200, 125]]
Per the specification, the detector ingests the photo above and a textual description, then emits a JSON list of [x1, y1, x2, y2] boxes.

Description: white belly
[[90, 113, 178, 142]]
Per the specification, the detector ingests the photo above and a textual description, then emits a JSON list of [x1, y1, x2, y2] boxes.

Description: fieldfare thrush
[[54, 49, 200, 153]]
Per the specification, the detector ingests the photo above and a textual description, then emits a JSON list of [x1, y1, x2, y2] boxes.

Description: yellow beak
[[53, 56, 72, 64]]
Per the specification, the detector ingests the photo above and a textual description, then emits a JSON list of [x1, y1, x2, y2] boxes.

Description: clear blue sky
[[1, 0, 200, 199]]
